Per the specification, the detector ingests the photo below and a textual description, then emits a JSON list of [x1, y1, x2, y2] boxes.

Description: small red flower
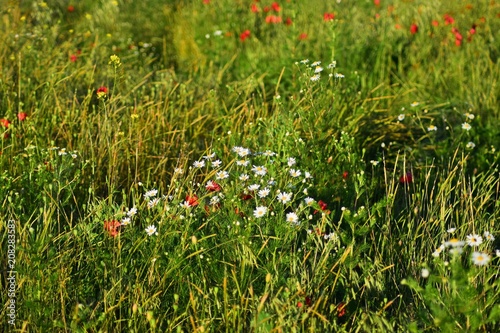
[[399, 172, 413, 184], [395, 24, 402, 30], [342, 171, 349, 179], [70, 54, 78, 62], [373, 0, 380, 6], [241, 193, 253, 201], [298, 33, 308, 40], [271, 2, 281, 12], [203, 0, 210, 4], [285, 17, 292, 26], [185, 194, 199, 207], [240, 30, 251, 41], [1, 119, 11, 128], [104, 220, 121, 237], [206, 180, 221, 192], [97, 86, 108, 94], [17, 112, 27, 121], [251, 4, 259, 12], [318, 200, 328, 211], [323, 12, 335, 21], [444, 14, 455, 25], [297, 301, 303, 308], [265, 15, 282, 24], [410, 23, 418, 34], [432, 20, 439, 27], [263, 6, 270, 12], [337, 302, 346, 317], [67, 5, 75, 13]]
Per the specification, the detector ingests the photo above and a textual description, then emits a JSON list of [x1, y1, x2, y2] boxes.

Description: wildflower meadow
[[1, 0, 500, 332]]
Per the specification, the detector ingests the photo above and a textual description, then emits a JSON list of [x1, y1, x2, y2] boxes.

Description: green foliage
[[0, 0, 499, 332]]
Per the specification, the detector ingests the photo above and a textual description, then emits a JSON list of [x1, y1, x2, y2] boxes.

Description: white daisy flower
[[427, 125, 438, 132], [253, 206, 268, 218], [209, 196, 220, 205], [203, 153, 216, 160], [304, 197, 315, 205], [263, 150, 276, 157], [144, 189, 158, 199], [251, 165, 268, 176], [461, 122, 472, 131], [466, 234, 483, 247], [145, 225, 157, 236], [484, 231, 495, 241], [286, 212, 299, 225], [327, 61, 336, 69], [398, 114, 405, 121], [236, 160, 250, 166], [310, 74, 321, 82], [472, 251, 490, 266], [289, 169, 301, 177], [248, 184, 261, 192], [148, 198, 160, 208], [239, 174, 250, 181], [121, 217, 131, 226], [216, 170, 229, 180], [277, 191, 292, 204], [258, 187, 270, 198], [287, 157, 296, 166], [193, 160, 205, 168], [126, 207, 137, 217], [211, 160, 223, 168], [311, 61, 321, 67], [466, 142, 475, 149]]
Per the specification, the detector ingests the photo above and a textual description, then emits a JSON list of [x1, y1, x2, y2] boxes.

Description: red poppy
[[285, 17, 292, 26], [104, 220, 121, 237], [240, 30, 251, 41], [203, 0, 210, 4], [337, 302, 346, 317], [432, 20, 439, 27], [271, 2, 281, 12], [373, 0, 380, 6], [17, 112, 27, 121], [444, 14, 454, 25], [1, 119, 10, 128], [70, 54, 78, 62], [318, 200, 328, 211], [251, 4, 259, 12], [297, 301, 303, 308], [185, 194, 199, 207], [342, 171, 349, 179], [410, 24, 418, 34], [97, 86, 108, 94], [206, 180, 221, 192], [399, 172, 413, 184], [263, 6, 270, 12], [67, 5, 75, 12], [241, 193, 253, 201], [298, 33, 308, 40], [265, 15, 282, 24], [323, 12, 335, 21]]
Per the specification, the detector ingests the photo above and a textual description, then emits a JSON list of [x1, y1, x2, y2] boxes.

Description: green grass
[[1, 0, 500, 332]]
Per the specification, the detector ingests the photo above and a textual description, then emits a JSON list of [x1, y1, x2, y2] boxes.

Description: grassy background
[[1, 0, 499, 332]]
